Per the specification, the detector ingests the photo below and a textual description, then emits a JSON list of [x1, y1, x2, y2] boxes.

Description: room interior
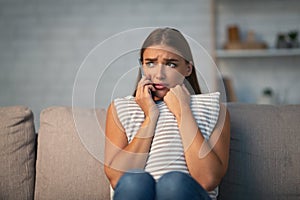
[[1, 0, 299, 125], [0, 0, 300, 199]]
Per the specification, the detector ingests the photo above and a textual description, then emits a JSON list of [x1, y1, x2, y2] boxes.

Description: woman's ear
[[185, 61, 193, 77]]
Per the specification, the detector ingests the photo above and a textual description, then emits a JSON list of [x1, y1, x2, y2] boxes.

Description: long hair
[[133, 27, 201, 96]]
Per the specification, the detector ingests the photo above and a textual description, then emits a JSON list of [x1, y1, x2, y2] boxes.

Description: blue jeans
[[113, 170, 211, 200]]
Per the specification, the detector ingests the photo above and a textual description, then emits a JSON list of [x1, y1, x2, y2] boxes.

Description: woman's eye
[[166, 62, 177, 68], [145, 62, 155, 68]]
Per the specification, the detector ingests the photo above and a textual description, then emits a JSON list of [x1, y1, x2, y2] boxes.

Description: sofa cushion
[[0, 106, 36, 200], [34, 106, 110, 200], [219, 103, 300, 200]]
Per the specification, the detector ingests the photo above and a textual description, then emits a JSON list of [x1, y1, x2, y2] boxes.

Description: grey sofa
[[0, 104, 299, 200]]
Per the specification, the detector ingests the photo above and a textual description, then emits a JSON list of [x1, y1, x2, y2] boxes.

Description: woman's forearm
[[105, 114, 158, 188], [177, 107, 224, 190], [109, 114, 158, 173]]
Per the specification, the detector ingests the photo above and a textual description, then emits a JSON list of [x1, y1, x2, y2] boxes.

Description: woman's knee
[[113, 170, 155, 200], [156, 171, 211, 200], [117, 170, 155, 190], [157, 171, 189, 190]]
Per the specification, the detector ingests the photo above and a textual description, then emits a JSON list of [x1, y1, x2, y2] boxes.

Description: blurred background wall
[[0, 0, 213, 128], [1, 0, 300, 129]]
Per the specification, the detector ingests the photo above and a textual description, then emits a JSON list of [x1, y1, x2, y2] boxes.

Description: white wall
[[0, 0, 214, 128], [215, 0, 300, 104]]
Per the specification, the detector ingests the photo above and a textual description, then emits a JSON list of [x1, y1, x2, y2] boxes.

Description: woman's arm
[[104, 103, 158, 189], [164, 85, 230, 191], [177, 104, 230, 191], [104, 77, 159, 189]]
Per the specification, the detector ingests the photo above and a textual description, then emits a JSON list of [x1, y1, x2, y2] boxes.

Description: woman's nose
[[154, 64, 166, 80]]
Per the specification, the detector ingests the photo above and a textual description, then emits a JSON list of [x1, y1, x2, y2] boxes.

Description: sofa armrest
[[0, 106, 36, 200]]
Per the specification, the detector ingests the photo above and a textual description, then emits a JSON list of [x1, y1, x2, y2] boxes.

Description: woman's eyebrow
[[144, 58, 157, 61], [163, 58, 179, 62]]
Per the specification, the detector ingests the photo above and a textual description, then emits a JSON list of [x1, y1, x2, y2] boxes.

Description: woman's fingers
[[138, 78, 152, 88], [137, 76, 156, 96], [166, 84, 191, 104], [145, 84, 156, 95], [135, 78, 158, 117]]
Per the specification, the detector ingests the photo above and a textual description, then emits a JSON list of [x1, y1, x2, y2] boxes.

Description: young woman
[[104, 28, 230, 200]]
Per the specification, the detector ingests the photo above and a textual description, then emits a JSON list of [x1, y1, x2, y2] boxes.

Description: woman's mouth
[[153, 83, 167, 90]]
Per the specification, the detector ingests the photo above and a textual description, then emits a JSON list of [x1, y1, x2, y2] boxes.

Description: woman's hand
[[164, 84, 191, 123], [135, 76, 158, 118]]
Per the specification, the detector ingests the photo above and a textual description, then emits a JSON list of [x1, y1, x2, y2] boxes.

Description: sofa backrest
[[1, 104, 300, 200], [34, 106, 110, 200], [0, 106, 36, 200], [218, 103, 300, 200]]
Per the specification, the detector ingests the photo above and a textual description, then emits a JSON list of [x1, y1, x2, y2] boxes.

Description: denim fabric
[[113, 169, 156, 200], [113, 170, 211, 200]]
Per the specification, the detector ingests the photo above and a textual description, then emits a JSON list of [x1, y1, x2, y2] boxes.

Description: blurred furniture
[[219, 103, 300, 200], [1, 104, 300, 199], [0, 106, 110, 200], [211, 0, 300, 104]]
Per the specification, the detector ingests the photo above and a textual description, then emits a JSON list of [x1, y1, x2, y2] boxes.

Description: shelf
[[215, 48, 300, 58]]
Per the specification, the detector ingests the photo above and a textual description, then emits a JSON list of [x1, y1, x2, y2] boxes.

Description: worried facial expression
[[142, 45, 193, 100]]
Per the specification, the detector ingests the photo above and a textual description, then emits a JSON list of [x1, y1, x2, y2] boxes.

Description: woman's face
[[142, 45, 192, 101]]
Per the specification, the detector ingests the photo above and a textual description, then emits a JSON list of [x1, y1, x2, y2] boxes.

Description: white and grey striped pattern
[[114, 92, 220, 198]]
